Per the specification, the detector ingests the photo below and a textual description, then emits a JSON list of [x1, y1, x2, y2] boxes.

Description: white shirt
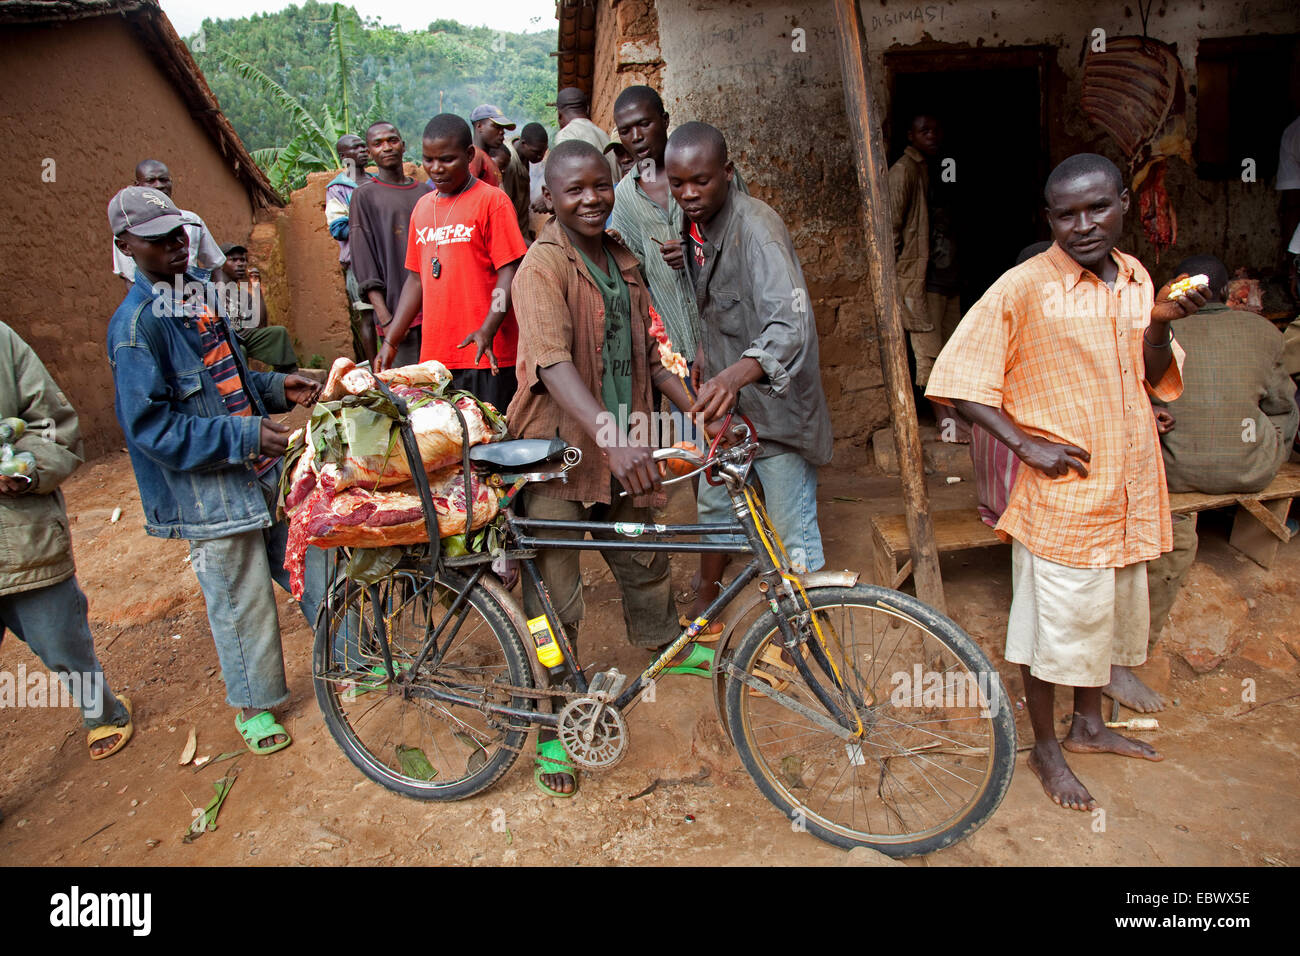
[[1277, 117, 1300, 254], [555, 116, 621, 181], [112, 210, 226, 281], [529, 159, 545, 205], [554, 116, 607, 152]]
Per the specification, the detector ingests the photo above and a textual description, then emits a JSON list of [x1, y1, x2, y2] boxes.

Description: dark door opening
[[886, 48, 1051, 308]]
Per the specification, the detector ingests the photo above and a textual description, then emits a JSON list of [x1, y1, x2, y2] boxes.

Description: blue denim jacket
[[107, 271, 289, 540]]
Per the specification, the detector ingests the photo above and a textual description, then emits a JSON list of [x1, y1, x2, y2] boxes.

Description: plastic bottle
[[527, 615, 567, 676]]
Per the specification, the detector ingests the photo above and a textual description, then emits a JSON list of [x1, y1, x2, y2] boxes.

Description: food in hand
[[647, 307, 689, 381], [0, 418, 25, 444], [0, 450, 36, 478], [1169, 274, 1209, 299]]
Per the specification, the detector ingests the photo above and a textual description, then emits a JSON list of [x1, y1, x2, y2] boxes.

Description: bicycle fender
[[710, 570, 860, 742]]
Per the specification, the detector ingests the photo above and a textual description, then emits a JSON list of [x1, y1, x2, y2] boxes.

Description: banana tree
[[227, 3, 378, 195]]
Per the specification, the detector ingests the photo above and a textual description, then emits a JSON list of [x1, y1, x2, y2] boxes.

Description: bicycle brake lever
[[615, 462, 710, 498]]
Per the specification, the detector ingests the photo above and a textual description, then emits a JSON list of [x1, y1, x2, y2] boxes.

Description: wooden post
[[830, 0, 946, 613]]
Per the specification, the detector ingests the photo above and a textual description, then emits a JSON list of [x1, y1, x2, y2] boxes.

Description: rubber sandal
[[88, 695, 134, 761], [664, 642, 714, 678], [234, 710, 292, 755], [534, 738, 577, 798], [344, 661, 412, 698], [679, 615, 724, 642], [749, 644, 809, 697]]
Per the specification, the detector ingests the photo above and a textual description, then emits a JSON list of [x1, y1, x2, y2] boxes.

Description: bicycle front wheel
[[724, 584, 1015, 857], [313, 567, 535, 801]]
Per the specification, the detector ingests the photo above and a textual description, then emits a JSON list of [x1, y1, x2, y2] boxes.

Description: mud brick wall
[[637, 1, 888, 465], [0, 17, 256, 457], [590, 0, 667, 130]]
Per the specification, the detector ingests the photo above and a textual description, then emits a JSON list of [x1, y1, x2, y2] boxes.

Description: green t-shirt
[[577, 245, 633, 421]]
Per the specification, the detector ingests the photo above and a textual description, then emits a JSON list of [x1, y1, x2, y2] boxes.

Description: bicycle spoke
[[315, 567, 533, 799], [731, 585, 1013, 852]]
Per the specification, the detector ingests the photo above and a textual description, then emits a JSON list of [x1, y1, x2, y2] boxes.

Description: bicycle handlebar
[[609, 423, 757, 496], [651, 446, 705, 465]]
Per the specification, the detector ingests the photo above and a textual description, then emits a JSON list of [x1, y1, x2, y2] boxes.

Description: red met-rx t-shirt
[[404, 178, 528, 369]]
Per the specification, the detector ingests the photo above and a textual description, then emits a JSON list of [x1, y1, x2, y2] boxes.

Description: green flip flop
[[664, 642, 714, 679], [345, 661, 412, 698], [534, 738, 578, 798], [234, 710, 292, 755]]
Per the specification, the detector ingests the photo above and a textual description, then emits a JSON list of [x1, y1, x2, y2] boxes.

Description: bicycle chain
[[405, 676, 611, 757]]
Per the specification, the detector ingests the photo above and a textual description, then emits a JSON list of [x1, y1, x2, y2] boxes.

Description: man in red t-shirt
[[377, 114, 527, 412]]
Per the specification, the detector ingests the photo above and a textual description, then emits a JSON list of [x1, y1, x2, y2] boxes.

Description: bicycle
[[310, 386, 1017, 857]]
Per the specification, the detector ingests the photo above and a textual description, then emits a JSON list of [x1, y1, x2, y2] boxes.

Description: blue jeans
[[0, 575, 130, 729], [696, 451, 825, 572], [189, 476, 325, 711]]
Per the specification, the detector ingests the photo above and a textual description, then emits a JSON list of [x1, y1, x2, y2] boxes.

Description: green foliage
[[187, 1, 557, 195]]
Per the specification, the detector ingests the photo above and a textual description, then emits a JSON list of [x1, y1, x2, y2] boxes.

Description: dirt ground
[[2, 438, 1297, 867]]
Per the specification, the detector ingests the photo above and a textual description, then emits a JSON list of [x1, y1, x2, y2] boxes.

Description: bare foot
[[1103, 665, 1165, 713], [89, 732, 123, 758], [540, 770, 576, 794], [1061, 713, 1163, 761], [1026, 742, 1097, 811], [537, 732, 577, 795], [240, 707, 288, 749]]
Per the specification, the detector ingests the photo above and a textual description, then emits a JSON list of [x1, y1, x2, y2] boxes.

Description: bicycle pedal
[[587, 668, 627, 700]]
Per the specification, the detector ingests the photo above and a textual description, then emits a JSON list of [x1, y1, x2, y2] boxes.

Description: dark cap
[[556, 87, 588, 109], [603, 128, 626, 154], [107, 186, 186, 238], [220, 242, 248, 256], [469, 105, 515, 129]]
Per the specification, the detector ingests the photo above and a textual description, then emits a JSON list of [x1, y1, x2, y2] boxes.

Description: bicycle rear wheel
[[313, 566, 535, 801], [724, 584, 1015, 857]]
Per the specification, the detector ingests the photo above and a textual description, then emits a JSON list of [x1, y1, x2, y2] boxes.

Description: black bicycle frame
[[500, 493, 857, 728], [356, 399, 858, 734]]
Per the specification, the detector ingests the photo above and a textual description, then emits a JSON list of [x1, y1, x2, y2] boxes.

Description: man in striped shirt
[[926, 154, 1208, 812], [610, 86, 749, 449]]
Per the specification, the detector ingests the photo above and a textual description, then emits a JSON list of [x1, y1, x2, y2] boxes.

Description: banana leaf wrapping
[[279, 361, 507, 598]]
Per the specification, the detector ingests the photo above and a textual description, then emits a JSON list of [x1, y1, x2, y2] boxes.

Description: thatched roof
[[0, 0, 283, 208]]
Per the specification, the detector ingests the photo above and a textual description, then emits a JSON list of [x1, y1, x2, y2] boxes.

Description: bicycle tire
[[313, 567, 535, 801], [724, 584, 1016, 857]]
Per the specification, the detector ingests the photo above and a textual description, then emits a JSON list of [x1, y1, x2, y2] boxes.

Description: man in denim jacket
[[106, 186, 325, 755]]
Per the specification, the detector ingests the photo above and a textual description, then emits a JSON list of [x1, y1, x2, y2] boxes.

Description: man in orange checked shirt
[[926, 154, 1209, 813]]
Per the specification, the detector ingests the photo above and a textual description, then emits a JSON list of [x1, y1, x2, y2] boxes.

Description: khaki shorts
[[1005, 539, 1149, 687], [911, 291, 961, 386]]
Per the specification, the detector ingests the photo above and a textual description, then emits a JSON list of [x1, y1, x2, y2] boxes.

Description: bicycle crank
[[556, 696, 629, 769]]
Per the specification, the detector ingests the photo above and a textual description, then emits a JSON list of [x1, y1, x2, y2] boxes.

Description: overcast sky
[[159, 0, 555, 37]]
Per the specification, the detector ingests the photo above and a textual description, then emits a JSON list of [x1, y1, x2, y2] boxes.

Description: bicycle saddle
[[469, 436, 569, 471]]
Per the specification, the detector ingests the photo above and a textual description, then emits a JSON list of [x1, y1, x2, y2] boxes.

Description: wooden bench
[[871, 461, 1300, 588]]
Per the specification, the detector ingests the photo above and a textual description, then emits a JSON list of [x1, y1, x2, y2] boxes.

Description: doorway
[[885, 47, 1053, 308]]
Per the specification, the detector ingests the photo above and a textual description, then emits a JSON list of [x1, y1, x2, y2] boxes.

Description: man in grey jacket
[[667, 122, 833, 625], [0, 322, 133, 770]]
